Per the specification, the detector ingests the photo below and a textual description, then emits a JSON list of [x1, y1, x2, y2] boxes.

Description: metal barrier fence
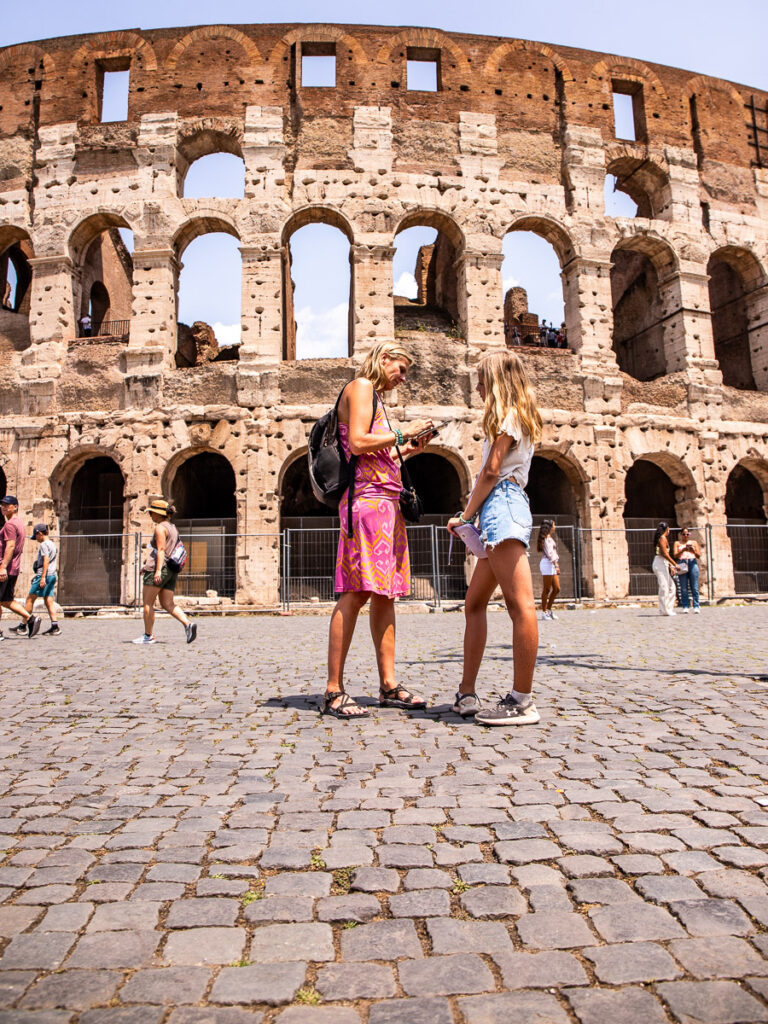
[[11, 522, 768, 610]]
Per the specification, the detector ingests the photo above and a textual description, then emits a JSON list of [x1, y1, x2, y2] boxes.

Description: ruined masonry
[[1, 23, 767, 604]]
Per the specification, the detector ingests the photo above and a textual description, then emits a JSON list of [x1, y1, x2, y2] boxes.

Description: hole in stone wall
[[407, 48, 440, 92], [100, 68, 129, 123], [301, 42, 337, 87], [183, 153, 245, 199], [393, 224, 460, 337]]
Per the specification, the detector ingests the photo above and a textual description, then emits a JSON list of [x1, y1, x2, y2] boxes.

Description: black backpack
[[308, 383, 378, 537]]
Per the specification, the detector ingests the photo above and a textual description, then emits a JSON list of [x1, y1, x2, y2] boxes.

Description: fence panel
[[29, 532, 139, 607], [713, 523, 768, 595], [529, 522, 578, 601]]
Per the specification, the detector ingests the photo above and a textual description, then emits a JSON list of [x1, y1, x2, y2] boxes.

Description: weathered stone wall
[[0, 23, 767, 603]]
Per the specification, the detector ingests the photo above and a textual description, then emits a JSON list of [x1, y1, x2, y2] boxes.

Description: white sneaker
[[549, 611, 559, 620], [131, 634, 156, 644], [681, 608, 689, 614], [541, 611, 551, 621], [693, 607, 701, 614]]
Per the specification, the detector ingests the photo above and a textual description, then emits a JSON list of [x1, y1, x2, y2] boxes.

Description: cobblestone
[[0, 611, 766, 1020]]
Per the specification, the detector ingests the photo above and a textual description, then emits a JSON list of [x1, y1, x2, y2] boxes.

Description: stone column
[[127, 248, 179, 374], [456, 250, 505, 356], [658, 269, 720, 378], [561, 257, 622, 413], [239, 245, 284, 367], [350, 244, 396, 360], [25, 254, 76, 351], [584, 426, 631, 599]]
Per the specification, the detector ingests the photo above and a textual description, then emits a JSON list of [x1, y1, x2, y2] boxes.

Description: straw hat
[[147, 499, 170, 517]]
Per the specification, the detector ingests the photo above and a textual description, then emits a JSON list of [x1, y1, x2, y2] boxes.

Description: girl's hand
[[154, 571, 162, 585], [446, 516, 462, 536]]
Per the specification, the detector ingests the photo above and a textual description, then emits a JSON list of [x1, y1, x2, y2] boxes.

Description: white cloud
[[503, 276, 520, 295], [212, 322, 241, 347], [394, 271, 418, 299], [295, 303, 348, 359]]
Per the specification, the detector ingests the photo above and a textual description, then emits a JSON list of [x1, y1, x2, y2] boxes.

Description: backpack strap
[[340, 384, 378, 538]]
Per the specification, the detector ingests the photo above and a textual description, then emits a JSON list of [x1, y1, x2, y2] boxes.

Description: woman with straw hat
[[133, 498, 197, 645]]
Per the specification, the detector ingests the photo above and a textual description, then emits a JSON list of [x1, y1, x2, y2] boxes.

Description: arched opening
[[393, 218, 461, 339], [71, 217, 134, 339], [527, 456, 580, 598], [407, 451, 467, 600], [283, 214, 352, 360], [604, 157, 671, 219], [611, 240, 672, 380], [707, 249, 762, 391], [279, 454, 338, 602], [624, 458, 678, 595], [89, 281, 110, 335], [0, 230, 33, 351], [176, 224, 241, 366], [60, 456, 125, 606], [502, 225, 568, 348], [170, 452, 237, 598], [726, 463, 768, 593]]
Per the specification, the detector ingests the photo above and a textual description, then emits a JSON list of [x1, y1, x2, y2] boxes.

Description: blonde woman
[[323, 343, 434, 719], [447, 351, 543, 726]]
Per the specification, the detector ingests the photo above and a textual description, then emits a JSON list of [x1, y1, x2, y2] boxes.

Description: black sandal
[[321, 690, 370, 719], [379, 685, 427, 710]]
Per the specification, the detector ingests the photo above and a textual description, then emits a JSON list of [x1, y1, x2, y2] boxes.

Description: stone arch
[[278, 447, 334, 525], [376, 28, 471, 77], [166, 26, 260, 70], [50, 445, 126, 515], [685, 75, 743, 112], [0, 43, 56, 77], [0, 228, 34, 344], [505, 215, 576, 269], [269, 26, 369, 68], [393, 210, 464, 335], [70, 31, 157, 73], [282, 207, 354, 360], [406, 450, 464, 514], [69, 214, 134, 335], [484, 39, 574, 83], [707, 245, 768, 391], [590, 57, 667, 99], [726, 458, 768, 521], [177, 124, 245, 196], [172, 213, 241, 258], [394, 209, 465, 252], [68, 211, 134, 265], [604, 149, 672, 219], [725, 458, 768, 593]]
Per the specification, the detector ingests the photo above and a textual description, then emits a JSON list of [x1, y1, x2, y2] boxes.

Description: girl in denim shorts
[[447, 351, 543, 726]]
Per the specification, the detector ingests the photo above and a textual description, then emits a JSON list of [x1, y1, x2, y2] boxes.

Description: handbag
[[380, 402, 423, 524]]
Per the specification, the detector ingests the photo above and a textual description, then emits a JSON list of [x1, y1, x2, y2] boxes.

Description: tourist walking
[[673, 527, 701, 613], [323, 342, 434, 719], [13, 524, 60, 636], [447, 350, 542, 726], [652, 521, 678, 616], [133, 499, 197, 645], [0, 496, 41, 639], [538, 519, 560, 620]]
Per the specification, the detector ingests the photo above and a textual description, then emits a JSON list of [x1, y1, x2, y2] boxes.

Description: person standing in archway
[[323, 343, 434, 719], [652, 521, 678, 617], [133, 499, 197, 645]]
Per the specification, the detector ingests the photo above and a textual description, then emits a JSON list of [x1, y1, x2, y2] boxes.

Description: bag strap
[[337, 382, 378, 538], [379, 401, 415, 491]]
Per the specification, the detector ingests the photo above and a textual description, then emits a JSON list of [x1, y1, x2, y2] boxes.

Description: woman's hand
[[154, 571, 162, 585], [402, 419, 434, 445], [446, 516, 462, 536]]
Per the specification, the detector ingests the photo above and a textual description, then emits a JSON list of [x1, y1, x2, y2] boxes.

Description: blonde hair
[[358, 342, 414, 391], [479, 350, 543, 444]]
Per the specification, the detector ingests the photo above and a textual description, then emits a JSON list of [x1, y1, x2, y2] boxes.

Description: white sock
[[511, 689, 532, 707]]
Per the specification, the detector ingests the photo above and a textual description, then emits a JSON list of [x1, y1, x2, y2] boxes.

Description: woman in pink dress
[[323, 343, 434, 719]]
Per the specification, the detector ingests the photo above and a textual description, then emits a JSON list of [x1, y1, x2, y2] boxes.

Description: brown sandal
[[321, 691, 370, 719], [379, 685, 427, 709]]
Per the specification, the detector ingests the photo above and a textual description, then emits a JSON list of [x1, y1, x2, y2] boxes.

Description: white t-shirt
[[479, 411, 534, 488], [542, 536, 559, 565]]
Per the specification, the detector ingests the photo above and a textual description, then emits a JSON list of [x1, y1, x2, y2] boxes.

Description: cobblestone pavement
[[0, 605, 767, 1023]]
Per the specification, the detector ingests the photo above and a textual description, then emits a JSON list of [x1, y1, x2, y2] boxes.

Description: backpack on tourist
[[308, 383, 378, 537]]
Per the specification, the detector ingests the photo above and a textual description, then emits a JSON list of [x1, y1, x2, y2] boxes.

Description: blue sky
[[5, 1, 766, 356]]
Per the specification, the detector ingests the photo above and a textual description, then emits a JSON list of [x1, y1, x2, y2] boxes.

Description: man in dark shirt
[[0, 496, 41, 639]]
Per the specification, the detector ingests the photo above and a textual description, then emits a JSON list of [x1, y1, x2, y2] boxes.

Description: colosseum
[[1, 23, 767, 608]]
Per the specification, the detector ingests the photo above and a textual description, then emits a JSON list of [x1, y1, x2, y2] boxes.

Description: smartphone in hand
[[412, 419, 451, 443]]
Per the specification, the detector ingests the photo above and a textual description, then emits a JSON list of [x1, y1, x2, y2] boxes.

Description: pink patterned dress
[[335, 398, 410, 598]]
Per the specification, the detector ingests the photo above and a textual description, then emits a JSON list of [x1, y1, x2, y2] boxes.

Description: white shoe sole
[[476, 706, 541, 727]]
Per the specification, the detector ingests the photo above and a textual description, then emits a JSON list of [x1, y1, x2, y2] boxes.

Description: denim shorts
[[478, 478, 532, 550]]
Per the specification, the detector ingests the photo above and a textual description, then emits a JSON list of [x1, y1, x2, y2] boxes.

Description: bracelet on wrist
[[393, 428, 404, 446], [458, 511, 475, 526]]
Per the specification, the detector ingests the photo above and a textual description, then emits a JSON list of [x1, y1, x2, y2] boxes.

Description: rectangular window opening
[[99, 63, 130, 122], [407, 47, 440, 92], [612, 80, 645, 142], [301, 42, 336, 88]]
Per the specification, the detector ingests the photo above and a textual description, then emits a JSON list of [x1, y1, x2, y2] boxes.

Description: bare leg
[[24, 595, 34, 616], [369, 594, 396, 689], [327, 591, 370, 693], [486, 540, 538, 696], [540, 577, 552, 614], [142, 585, 160, 636], [546, 575, 561, 611], [158, 589, 189, 628], [459, 559, 498, 695], [44, 596, 57, 623], [5, 600, 30, 623]]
